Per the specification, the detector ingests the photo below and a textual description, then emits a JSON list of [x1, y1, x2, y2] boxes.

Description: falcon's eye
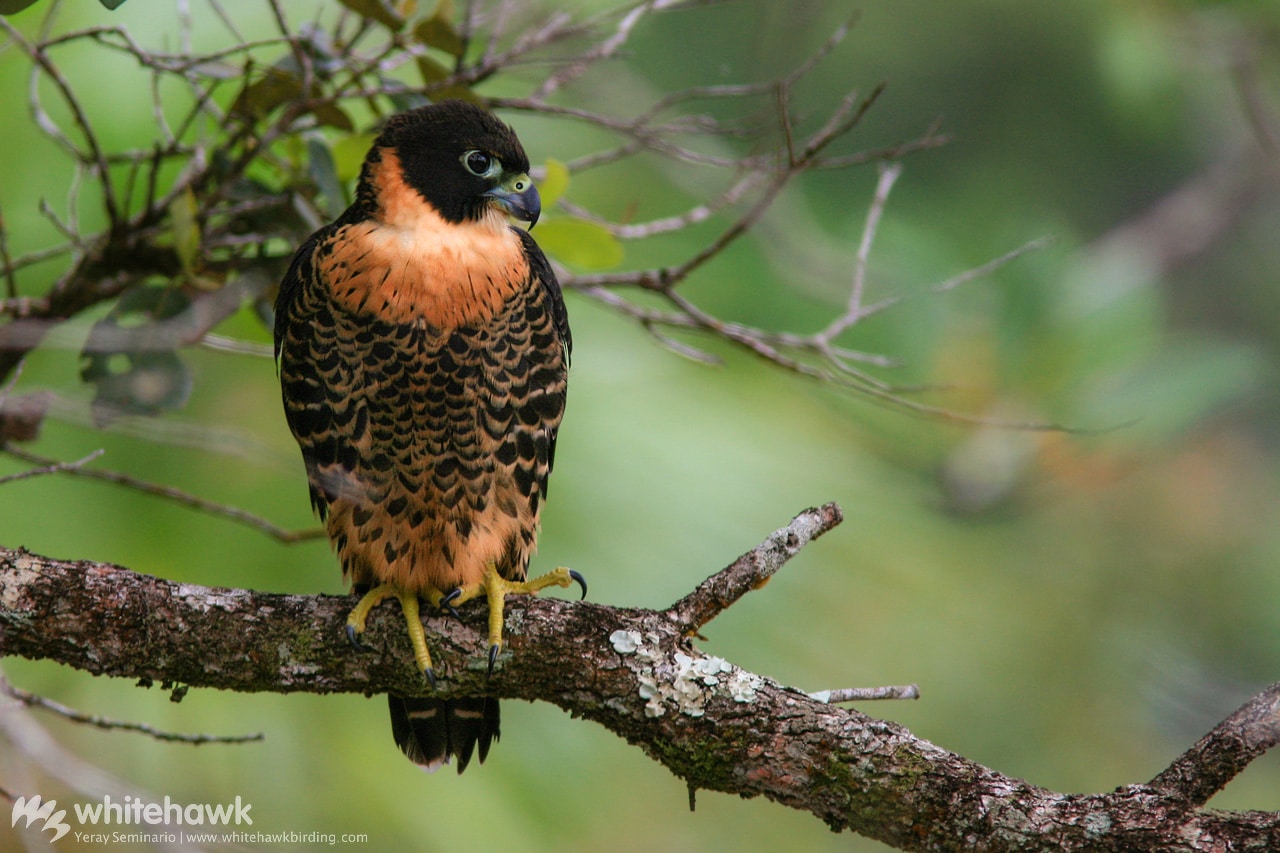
[[461, 150, 500, 178]]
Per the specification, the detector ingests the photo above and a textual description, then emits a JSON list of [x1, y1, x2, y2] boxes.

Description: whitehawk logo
[[11, 795, 71, 843]]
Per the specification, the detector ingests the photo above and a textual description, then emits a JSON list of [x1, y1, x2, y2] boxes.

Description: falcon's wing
[[517, 227, 571, 481], [274, 226, 349, 519]]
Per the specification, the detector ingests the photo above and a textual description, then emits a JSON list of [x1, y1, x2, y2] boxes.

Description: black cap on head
[[366, 101, 532, 224]]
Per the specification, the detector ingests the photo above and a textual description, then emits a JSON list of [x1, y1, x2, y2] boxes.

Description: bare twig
[[0, 677, 263, 745], [1, 444, 325, 543], [0, 197, 16, 300], [817, 161, 902, 343], [0, 447, 102, 487], [1, 11, 119, 228], [816, 685, 921, 702], [198, 333, 275, 358], [532, 0, 681, 99]]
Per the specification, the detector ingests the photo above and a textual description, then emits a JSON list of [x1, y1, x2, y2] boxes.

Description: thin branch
[[0, 241, 75, 280], [266, 0, 313, 101], [0, 198, 16, 300], [814, 685, 921, 702], [1, 14, 120, 227], [0, 677, 263, 745], [198, 333, 275, 358], [815, 117, 952, 169], [817, 161, 902, 343], [532, 0, 677, 99], [0, 444, 325, 543], [0, 448, 102, 487], [934, 236, 1055, 294], [36, 198, 81, 249], [561, 84, 889, 293]]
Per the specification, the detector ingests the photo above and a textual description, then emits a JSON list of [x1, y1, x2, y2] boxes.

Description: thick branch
[[2, 507, 1279, 851]]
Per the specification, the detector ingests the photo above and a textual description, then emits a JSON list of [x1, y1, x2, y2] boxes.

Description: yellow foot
[[437, 564, 587, 674], [345, 583, 440, 688]]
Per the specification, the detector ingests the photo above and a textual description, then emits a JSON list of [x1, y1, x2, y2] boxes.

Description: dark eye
[[462, 150, 499, 177]]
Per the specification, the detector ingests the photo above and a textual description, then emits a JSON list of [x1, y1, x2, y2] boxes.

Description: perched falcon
[[274, 100, 582, 772]]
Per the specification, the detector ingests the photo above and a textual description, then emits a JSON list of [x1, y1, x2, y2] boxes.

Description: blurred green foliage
[[2, 1, 1280, 851]]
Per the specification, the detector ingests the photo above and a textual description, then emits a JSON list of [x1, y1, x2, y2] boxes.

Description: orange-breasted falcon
[[274, 100, 582, 772]]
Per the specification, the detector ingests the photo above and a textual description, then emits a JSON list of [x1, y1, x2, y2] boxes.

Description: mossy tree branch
[[2, 504, 1279, 852]]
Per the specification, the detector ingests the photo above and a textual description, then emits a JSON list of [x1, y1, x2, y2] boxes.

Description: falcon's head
[[361, 100, 541, 228]]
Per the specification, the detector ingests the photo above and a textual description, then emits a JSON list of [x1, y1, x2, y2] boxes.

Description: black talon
[[439, 588, 463, 620], [424, 667, 437, 690], [345, 624, 373, 653], [569, 569, 588, 600], [487, 644, 499, 677]]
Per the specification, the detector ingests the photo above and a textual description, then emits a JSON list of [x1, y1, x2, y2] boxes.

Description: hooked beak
[[483, 174, 541, 228]]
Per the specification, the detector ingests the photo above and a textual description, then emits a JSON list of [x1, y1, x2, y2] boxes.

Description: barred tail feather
[[388, 695, 500, 773]]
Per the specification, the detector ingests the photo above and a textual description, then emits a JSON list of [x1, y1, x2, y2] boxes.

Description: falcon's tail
[[388, 695, 500, 773]]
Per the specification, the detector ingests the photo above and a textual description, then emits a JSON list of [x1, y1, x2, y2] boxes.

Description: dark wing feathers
[[518, 228, 571, 364], [274, 225, 349, 520], [517, 227, 570, 481]]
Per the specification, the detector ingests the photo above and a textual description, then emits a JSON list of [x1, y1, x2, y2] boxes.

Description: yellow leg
[[477, 563, 585, 672], [345, 568, 585, 682], [433, 563, 585, 672], [345, 583, 440, 687], [397, 592, 433, 678]]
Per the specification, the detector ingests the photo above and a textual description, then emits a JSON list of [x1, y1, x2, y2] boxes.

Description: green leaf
[[415, 54, 478, 102], [310, 102, 355, 132], [534, 218, 624, 270], [538, 158, 570, 209], [231, 66, 303, 122], [98, 0, 127, 8], [230, 59, 351, 131], [414, 0, 464, 57], [337, 0, 409, 31], [387, 90, 431, 112], [416, 54, 450, 85], [429, 84, 481, 104], [0, 0, 42, 13], [307, 137, 346, 217], [332, 132, 378, 182], [170, 187, 200, 275]]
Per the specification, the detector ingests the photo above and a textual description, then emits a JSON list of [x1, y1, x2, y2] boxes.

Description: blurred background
[[2, 1, 1279, 850]]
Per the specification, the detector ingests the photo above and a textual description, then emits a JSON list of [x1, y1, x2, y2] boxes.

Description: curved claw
[[345, 624, 374, 653], [423, 667, 437, 690], [439, 587, 463, 620], [487, 644, 500, 677], [569, 569, 588, 600]]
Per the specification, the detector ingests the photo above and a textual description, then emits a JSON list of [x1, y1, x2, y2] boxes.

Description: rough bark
[[2, 504, 1278, 851]]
